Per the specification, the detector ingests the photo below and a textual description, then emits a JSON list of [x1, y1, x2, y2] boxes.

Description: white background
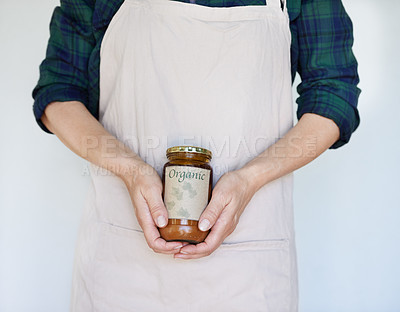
[[0, 0, 399, 311]]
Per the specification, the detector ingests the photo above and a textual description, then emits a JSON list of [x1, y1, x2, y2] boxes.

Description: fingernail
[[173, 245, 183, 250], [199, 219, 210, 231], [157, 216, 167, 227], [180, 251, 189, 254]]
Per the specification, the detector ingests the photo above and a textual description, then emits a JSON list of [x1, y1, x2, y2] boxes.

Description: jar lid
[[166, 146, 212, 159]]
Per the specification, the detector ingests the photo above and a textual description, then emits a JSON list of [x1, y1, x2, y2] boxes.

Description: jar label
[[164, 165, 211, 221]]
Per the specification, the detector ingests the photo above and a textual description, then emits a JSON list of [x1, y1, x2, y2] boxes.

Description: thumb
[[198, 196, 225, 232], [145, 188, 169, 228]]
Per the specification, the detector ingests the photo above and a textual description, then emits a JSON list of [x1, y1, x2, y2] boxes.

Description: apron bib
[[71, 0, 298, 310]]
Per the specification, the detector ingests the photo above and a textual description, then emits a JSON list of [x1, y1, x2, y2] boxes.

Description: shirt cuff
[[296, 87, 360, 149], [32, 85, 89, 133]]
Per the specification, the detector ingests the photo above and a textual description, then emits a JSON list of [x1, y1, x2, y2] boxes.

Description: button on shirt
[[32, 0, 361, 148]]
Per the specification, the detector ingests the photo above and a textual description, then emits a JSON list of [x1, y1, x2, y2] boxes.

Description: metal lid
[[166, 146, 212, 158]]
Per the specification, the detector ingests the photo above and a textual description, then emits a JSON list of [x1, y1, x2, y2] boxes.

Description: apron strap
[[280, 0, 286, 11]]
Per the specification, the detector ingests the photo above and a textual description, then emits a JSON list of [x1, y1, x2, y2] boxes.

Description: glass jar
[[160, 146, 213, 244]]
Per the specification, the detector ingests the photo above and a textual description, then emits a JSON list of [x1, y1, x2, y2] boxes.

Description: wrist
[[113, 156, 142, 179], [238, 158, 277, 193], [236, 164, 263, 194], [117, 157, 161, 192], [91, 138, 145, 183]]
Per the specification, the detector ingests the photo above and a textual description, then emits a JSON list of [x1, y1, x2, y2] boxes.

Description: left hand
[[175, 168, 257, 259]]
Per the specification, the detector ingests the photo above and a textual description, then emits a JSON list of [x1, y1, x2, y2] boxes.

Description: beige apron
[[71, 0, 297, 310]]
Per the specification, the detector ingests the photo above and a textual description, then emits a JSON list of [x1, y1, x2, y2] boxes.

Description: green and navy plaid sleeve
[[292, 0, 361, 148], [32, 0, 96, 133]]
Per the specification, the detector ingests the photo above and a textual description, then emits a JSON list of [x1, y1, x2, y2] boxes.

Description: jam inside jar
[[160, 146, 213, 244]]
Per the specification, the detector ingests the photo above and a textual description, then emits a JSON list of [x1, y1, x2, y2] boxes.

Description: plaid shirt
[[33, 0, 360, 148]]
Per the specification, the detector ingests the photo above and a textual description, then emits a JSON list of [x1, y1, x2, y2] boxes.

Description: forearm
[[241, 113, 340, 192], [42, 101, 143, 179]]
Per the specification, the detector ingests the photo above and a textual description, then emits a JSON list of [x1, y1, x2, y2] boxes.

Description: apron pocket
[[208, 239, 293, 312], [92, 222, 294, 312], [219, 238, 289, 251]]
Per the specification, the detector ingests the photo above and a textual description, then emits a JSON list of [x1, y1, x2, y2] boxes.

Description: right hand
[[121, 161, 186, 254]]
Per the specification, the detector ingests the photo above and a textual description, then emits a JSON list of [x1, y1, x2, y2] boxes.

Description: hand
[[175, 169, 257, 259], [121, 161, 187, 254]]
